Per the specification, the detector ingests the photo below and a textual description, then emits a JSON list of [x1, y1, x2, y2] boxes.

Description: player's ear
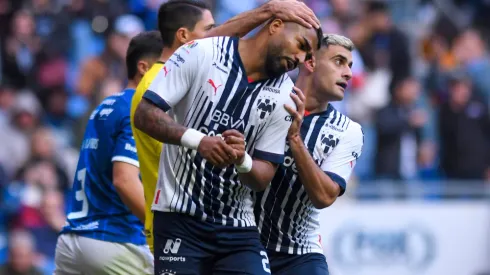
[[137, 60, 150, 76], [175, 27, 191, 44], [304, 55, 315, 73], [268, 19, 284, 35]]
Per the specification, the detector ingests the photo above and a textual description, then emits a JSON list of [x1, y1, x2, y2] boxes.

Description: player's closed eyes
[[298, 42, 307, 51]]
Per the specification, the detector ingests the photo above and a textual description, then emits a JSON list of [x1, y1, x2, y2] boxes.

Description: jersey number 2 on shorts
[[67, 168, 89, 219], [260, 251, 271, 273]]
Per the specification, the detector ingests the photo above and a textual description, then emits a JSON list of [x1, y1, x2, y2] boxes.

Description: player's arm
[[223, 130, 278, 192], [206, 0, 320, 38], [134, 42, 236, 167], [237, 160, 278, 192], [113, 162, 145, 223], [134, 41, 202, 144], [224, 86, 299, 191], [286, 89, 364, 208], [112, 111, 145, 223]]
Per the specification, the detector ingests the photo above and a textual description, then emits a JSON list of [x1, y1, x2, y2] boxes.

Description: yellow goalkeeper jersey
[[130, 61, 164, 253]]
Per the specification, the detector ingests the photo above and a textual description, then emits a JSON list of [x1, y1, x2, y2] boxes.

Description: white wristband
[[235, 153, 253, 173], [180, 129, 206, 150]]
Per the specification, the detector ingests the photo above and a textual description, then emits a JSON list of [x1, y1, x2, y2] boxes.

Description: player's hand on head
[[284, 86, 305, 141], [222, 130, 246, 165], [198, 136, 237, 168], [268, 0, 320, 29]]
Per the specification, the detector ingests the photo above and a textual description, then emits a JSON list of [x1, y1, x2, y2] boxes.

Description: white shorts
[[54, 233, 154, 275]]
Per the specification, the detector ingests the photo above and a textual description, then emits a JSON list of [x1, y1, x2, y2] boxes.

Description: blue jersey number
[[67, 168, 89, 219]]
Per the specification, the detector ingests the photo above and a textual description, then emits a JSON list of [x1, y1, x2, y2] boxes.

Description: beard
[[264, 44, 287, 78]]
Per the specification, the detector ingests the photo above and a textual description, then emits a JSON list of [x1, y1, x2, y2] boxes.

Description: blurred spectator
[[0, 230, 42, 275], [73, 14, 145, 145], [40, 87, 75, 148], [10, 172, 65, 273], [452, 28, 490, 106], [0, 0, 23, 38], [0, 84, 16, 126], [75, 14, 145, 102], [422, 15, 459, 103], [375, 77, 428, 180], [15, 127, 70, 192], [1, 10, 40, 89], [351, 0, 412, 94], [438, 71, 490, 180], [0, 92, 41, 178]]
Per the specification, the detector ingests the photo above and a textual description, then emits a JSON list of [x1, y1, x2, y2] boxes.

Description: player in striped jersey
[[255, 34, 364, 274], [134, 20, 322, 275], [130, 0, 321, 254], [54, 32, 163, 275]]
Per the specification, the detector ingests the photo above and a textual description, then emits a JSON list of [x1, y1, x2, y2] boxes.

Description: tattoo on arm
[[134, 98, 187, 145]]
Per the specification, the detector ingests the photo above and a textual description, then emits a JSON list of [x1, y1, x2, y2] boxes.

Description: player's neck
[[238, 38, 268, 81], [296, 74, 329, 113], [126, 79, 138, 90], [159, 47, 175, 63]]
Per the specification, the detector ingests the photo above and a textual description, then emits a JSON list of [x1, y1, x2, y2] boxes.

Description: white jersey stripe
[[255, 104, 364, 254], [148, 36, 295, 227]]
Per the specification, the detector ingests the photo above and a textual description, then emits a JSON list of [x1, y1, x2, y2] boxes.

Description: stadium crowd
[[0, 0, 489, 274]]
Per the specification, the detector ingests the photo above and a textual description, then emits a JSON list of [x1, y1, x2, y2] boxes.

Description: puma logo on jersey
[[163, 66, 171, 77], [207, 79, 222, 95]]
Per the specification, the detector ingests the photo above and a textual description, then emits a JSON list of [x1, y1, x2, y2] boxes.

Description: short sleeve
[[320, 122, 364, 196], [252, 81, 295, 164], [143, 40, 204, 112], [112, 111, 139, 168]]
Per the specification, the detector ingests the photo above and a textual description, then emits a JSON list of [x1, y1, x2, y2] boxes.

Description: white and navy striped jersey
[[255, 104, 364, 254], [143, 36, 296, 227]]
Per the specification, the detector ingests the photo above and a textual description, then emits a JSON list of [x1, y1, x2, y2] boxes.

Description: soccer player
[[254, 34, 364, 275], [54, 31, 163, 275], [134, 19, 323, 275], [130, 0, 321, 254]]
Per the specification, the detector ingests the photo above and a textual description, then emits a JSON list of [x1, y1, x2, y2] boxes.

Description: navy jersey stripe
[[143, 90, 171, 112], [256, 104, 353, 254], [223, 37, 233, 67]]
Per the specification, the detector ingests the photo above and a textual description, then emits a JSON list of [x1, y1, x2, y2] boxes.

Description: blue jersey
[[61, 89, 145, 245]]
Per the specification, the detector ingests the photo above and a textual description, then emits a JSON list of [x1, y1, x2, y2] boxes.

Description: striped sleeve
[[320, 122, 363, 195], [143, 40, 205, 112]]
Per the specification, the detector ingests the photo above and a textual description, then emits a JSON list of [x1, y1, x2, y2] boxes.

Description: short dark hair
[[315, 27, 323, 50], [157, 0, 210, 47], [366, 0, 388, 14], [126, 31, 163, 80]]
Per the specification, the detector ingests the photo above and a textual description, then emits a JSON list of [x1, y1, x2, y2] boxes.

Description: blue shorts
[[268, 251, 329, 275], [153, 212, 271, 275]]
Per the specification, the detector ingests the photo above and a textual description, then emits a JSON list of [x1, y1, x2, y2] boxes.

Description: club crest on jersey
[[257, 97, 277, 120], [320, 133, 340, 154]]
